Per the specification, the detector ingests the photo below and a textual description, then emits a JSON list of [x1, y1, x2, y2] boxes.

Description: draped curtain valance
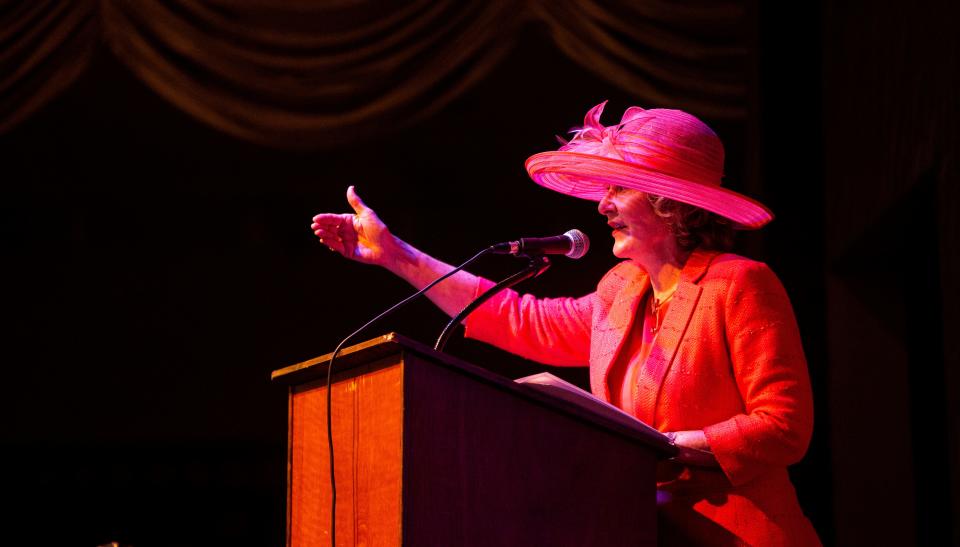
[[1, 0, 748, 148]]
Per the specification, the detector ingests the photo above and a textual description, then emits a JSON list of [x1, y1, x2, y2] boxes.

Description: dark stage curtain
[[821, 2, 959, 545], [0, 0, 99, 134], [1, 0, 749, 147]]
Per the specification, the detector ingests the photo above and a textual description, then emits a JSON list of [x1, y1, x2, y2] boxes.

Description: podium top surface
[[271, 333, 676, 457], [271, 332, 410, 384]]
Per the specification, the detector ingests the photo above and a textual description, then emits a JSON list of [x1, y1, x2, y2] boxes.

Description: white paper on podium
[[514, 371, 669, 443]]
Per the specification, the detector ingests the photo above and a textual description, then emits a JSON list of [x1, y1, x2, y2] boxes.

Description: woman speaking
[[311, 102, 820, 546]]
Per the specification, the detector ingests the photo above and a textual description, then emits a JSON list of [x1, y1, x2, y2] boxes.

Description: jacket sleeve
[[462, 276, 593, 366], [702, 262, 814, 486]]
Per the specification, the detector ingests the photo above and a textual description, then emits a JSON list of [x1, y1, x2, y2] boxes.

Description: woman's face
[[597, 186, 668, 260]]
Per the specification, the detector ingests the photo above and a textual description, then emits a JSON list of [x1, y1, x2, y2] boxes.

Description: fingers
[[316, 230, 350, 256], [324, 236, 349, 256], [346, 185, 368, 215], [311, 212, 350, 227], [311, 213, 353, 238], [311, 214, 352, 255]]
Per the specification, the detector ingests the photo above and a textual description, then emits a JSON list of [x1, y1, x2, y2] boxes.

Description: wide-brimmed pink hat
[[525, 101, 773, 229]]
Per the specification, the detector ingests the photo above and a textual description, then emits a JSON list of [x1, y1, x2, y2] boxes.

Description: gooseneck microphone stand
[[434, 253, 551, 352]]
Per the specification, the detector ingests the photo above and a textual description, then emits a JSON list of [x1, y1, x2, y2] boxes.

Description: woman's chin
[[610, 232, 626, 257], [611, 237, 640, 260]]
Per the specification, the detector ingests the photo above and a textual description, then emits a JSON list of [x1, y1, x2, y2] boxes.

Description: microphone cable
[[323, 245, 492, 546]]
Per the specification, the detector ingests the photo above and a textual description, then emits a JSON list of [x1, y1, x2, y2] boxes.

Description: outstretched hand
[[311, 186, 393, 266]]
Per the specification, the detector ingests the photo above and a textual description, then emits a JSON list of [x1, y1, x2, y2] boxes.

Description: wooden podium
[[271, 333, 674, 546]]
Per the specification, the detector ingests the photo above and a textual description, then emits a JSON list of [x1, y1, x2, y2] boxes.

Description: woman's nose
[[598, 193, 615, 215]]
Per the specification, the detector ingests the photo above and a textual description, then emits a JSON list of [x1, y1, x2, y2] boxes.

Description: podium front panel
[[289, 355, 403, 547]]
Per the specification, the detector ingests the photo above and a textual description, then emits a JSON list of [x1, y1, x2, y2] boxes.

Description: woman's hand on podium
[[311, 186, 395, 266], [664, 429, 719, 468]]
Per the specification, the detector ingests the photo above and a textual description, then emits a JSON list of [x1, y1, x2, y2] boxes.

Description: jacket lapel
[[592, 268, 648, 402], [633, 249, 718, 425]]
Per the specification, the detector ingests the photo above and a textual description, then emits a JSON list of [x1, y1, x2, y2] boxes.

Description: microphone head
[[563, 229, 590, 259]]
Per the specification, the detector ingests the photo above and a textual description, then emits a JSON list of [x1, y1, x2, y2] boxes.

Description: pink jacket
[[464, 249, 820, 546]]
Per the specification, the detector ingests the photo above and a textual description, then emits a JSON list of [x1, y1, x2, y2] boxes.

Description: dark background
[[1, 2, 957, 546]]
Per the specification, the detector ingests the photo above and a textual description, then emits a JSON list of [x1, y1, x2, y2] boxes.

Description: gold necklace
[[650, 290, 676, 334]]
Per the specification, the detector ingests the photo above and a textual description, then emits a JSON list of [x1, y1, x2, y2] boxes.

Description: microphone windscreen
[[564, 229, 590, 259]]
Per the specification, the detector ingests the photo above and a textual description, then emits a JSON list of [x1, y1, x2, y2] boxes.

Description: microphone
[[490, 229, 590, 259]]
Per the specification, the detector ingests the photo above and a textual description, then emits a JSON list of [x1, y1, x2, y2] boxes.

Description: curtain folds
[[0, 0, 98, 133], [1, 0, 748, 147]]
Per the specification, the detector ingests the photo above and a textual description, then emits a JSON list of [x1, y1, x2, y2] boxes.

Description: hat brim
[[525, 151, 773, 229]]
